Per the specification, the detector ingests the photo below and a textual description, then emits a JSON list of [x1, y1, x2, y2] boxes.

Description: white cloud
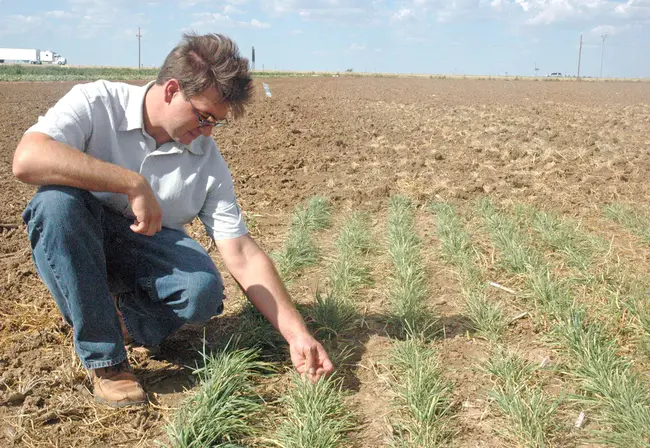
[[485, 0, 650, 26], [265, 0, 381, 23], [0, 14, 44, 36], [349, 42, 366, 51], [250, 18, 271, 28], [589, 25, 619, 36], [391, 8, 415, 21], [46, 10, 76, 19], [191, 13, 270, 29], [179, 0, 210, 8], [224, 4, 244, 14]]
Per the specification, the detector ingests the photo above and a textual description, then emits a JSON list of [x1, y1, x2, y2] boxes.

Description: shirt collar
[[119, 80, 204, 156], [120, 80, 154, 132]]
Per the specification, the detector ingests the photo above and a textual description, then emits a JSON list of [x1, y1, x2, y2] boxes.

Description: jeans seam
[[85, 354, 127, 370], [32, 205, 122, 370], [34, 222, 72, 320]]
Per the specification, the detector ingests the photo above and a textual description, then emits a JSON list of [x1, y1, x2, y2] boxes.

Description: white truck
[[0, 48, 67, 65], [39, 50, 67, 65]]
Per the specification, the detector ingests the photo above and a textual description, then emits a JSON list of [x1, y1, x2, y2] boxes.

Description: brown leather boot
[[92, 361, 147, 407]]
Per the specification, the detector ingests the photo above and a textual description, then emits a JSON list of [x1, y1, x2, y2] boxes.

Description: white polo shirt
[[26, 79, 247, 241]]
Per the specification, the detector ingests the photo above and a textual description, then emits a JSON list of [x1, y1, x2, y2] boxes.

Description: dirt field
[[1, 77, 650, 447]]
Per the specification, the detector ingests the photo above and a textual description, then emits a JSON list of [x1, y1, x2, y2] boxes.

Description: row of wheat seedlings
[[269, 375, 356, 448], [431, 202, 559, 446], [268, 212, 374, 447], [237, 196, 335, 355], [599, 204, 650, 345], [386, 196, 435, 336], [383, 196, 454, 447], [430, 202, 506, 342], [525, 207, 650, 348], [274, 196, 332, 280], [603, 203, 650, 242], [164, 342, 272, 447], [309, 211, 372, 340], [478, 198, 650, 446], [165, 196, 336, 447]]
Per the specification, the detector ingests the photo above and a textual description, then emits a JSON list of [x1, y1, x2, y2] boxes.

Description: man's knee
[[182, 271, 225, 324], [23, 186, 98, 228]]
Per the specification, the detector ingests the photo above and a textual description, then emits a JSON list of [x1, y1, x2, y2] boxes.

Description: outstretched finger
[[306, 346, 317, 376]]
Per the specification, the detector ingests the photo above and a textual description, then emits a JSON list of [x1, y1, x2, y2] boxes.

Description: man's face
[[165, 82, 229, 145]]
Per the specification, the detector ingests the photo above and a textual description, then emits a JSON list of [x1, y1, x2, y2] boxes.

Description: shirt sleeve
[[24, 84, 92, 151], [198, 148, 248, 241]]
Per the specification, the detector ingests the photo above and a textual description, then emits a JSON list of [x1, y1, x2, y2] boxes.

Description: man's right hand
[[128, 178, 162, 236]]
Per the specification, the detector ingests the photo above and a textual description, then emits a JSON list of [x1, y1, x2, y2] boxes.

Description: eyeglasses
[[188, 98, 228, 128]]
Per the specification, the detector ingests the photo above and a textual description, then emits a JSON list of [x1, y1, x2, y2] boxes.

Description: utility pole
[[252, 46, 255, 71], [600, 33, 607, 78], [136, 27, 142, 69], [534, 62, 539, 77], [577, 33, 583, 79]]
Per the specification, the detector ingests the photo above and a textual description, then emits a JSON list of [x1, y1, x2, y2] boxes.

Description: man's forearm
[[13, 132, 144, 195], [227, 248, 310, 344]]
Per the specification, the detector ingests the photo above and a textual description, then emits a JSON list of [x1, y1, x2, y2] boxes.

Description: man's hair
[[157, 32, 252, 118]]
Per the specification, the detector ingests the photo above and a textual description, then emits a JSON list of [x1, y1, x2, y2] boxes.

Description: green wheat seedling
[[329, 211, 373, 301], [309, 212, 371, 339], [274, 196, 332, 279], [483, 348, 562, 447], [165, 343, 272, 448], [603, 203, 650, 241], [477, 198, 544, 274], [309, 289, 358, 340], [528, 208, 606, 272], [269, 374, 356, 448], [386, 337, 454, 447], [292, 196, 332, 232], [477, 198, 573, 318], [525, 206, 650, 343], [430, 202, 506, 342], [387, 195, 435, 337], [561, 310, 650, 445], [479, 199, 650, 445], [234, 302, 286, 357]]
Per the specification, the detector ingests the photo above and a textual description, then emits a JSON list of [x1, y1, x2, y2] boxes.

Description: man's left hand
[[289, 334, 334, 383]]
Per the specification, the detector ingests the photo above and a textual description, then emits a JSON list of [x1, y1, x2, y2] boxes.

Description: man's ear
[[163, 79, 181, 104]]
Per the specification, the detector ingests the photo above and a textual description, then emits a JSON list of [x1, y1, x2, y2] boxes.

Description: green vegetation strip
[[165, 344, 271, 447], [430, 202, 506, 342], [274, 196, 331, 280], [603, 203, 650, 242], [432, 202, 558, 445], [478, 198, 650, 446], [310, 212, 372, 339], [386, 195, 434, 336], [381, 196, 455, 446], [269, 375, 356, 448], [527, 208, 605, 272], [0, 65, 159, 81], [0, 65, 340, 82], [484, 348, 562, 447], [526, 207, 650, 345], [386, 338, 454, 447]]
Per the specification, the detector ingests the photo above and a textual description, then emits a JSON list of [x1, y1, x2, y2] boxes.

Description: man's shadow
[[136, 284, 473, 397]]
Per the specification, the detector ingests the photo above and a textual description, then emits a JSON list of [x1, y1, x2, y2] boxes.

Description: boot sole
[[94, 395, 148, 408]]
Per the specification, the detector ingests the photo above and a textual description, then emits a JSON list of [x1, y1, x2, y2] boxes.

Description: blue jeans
[[22, 186, 225, 370]]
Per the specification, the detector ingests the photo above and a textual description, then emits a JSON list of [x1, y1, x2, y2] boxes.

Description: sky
[[0, 0, 649, 78]]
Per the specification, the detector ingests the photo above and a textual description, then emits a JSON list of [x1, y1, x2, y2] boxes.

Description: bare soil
[[1, 77, 649, 447]]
